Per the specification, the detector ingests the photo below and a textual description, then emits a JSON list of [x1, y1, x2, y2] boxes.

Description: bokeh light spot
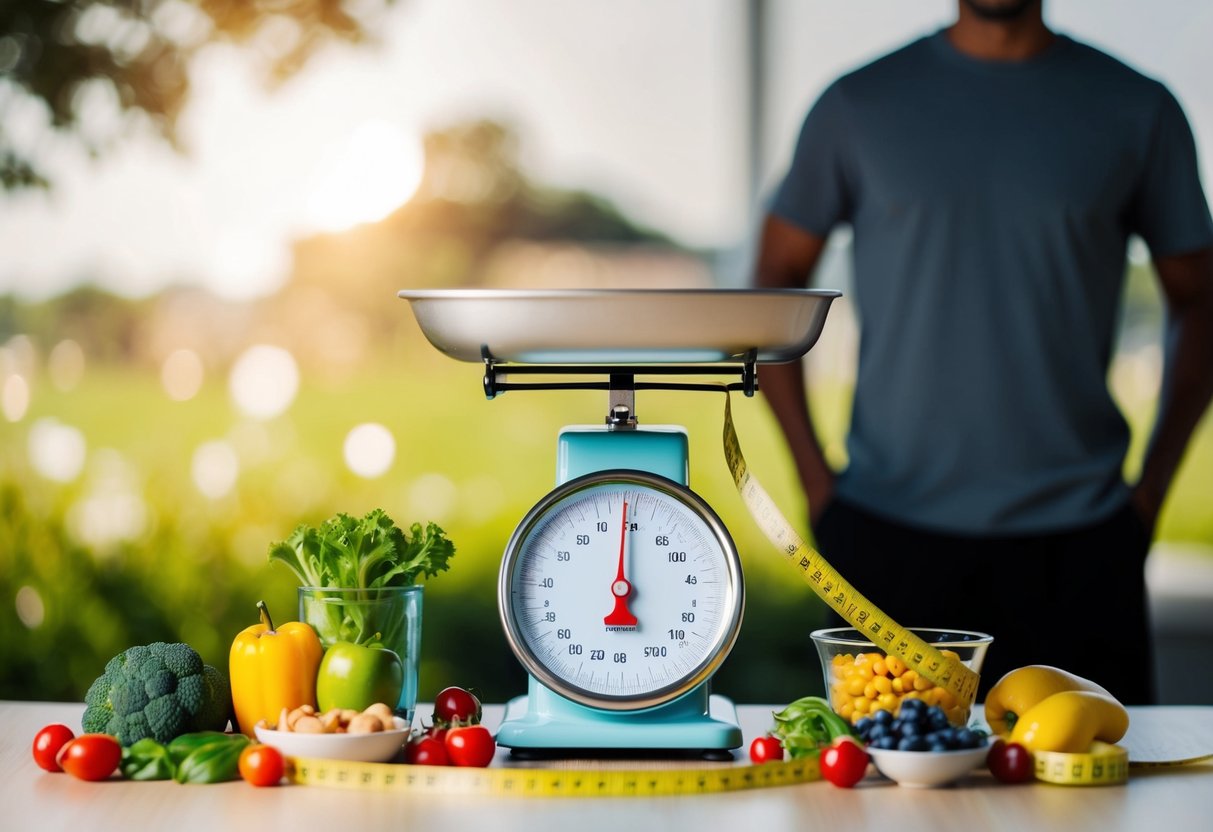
[[28, 418, 87, 482], [343, 422, 396, 479], [192, 440, 240, 499], [48, 339, 85, 391], [407, 472, 457, 522], [2, 373, 30, 421], [67, 449, 150, 549], [69, 492, 150, 550], [162, 348, 205, 401], [228, 344, 299, 420], [15, 586, 45, 629]]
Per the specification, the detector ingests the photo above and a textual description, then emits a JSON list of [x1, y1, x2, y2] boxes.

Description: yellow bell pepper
[[1009, 690, 1129, 752], [229, 600, 323, 736], [984, 665, 1114, 735]]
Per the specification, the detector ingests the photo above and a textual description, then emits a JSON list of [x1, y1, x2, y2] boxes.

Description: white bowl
[[866, 741, 989, 788], [254, 717, 409, 762]]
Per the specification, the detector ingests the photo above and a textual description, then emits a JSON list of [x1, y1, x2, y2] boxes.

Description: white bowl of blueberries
[[855, 699, 990, 788]]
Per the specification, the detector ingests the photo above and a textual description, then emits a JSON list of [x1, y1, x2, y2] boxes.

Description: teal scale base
[[495, 425, 743, 756]]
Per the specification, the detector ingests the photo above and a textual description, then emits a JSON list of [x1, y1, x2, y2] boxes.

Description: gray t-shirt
[[772, 31, 1213, 535]]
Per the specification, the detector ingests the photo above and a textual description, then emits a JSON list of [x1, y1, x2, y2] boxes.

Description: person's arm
[[752, 214, 835, 524], [1132, 245, 1213, 527]]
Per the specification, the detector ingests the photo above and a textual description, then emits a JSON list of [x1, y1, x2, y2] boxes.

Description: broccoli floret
[[197, 664, 233, 731], [82, 642, 233, 746]]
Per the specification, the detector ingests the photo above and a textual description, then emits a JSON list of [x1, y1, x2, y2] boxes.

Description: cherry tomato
[[749, 734, 784, 764], [820, 736, 869, 788], [57, 733, 121, 782], [426, 724, 449, 745], [238, 743, 285, 787], [987, 739, 1034, 784], [434, 686, 482, 725], [32, 724, 76, 772], [406, 735, 450, 766], [445, 725, 495, 767]]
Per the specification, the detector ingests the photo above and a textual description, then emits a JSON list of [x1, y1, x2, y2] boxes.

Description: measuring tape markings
[[287, 755, 822, 796], [721, 393, 980, 706], [1033, 744, 1129, 786]]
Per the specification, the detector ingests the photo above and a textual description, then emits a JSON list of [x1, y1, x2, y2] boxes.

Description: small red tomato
[[434, 686, 482, 726], [820, 736, 869, 788], [239, 743, 285, 787], [32, 724, 76, 772], [406, 735, 450, 766], [57, 733, 121, 782], [749, 734, 784, 764], [445, 725, 495, 768], [426, 724, 449, 745], [987, 739, 1034, 783]]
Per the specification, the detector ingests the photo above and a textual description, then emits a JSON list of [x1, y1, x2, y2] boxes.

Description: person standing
[[752, 0, 1213, 703]]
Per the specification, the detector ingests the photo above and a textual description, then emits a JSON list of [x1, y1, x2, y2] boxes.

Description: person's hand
[[1129, 484, 1161, 538], [805, 472, 836, 528]]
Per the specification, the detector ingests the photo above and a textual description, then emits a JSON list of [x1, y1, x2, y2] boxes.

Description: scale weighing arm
[[398, 289, 839, 758]]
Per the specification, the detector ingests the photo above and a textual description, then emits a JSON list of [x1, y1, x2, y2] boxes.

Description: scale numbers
[[499, 471, 744, 710]]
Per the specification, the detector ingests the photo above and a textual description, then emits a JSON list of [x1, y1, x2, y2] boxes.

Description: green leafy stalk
[[771, 696, 855, 760], [269, 509, 455, 645], [119, 732, 250, 784]]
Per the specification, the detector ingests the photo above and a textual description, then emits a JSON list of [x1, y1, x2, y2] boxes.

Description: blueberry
[[927, 707, 950, 731], [899, 736, 931, 752], [955, 728, 981, 749], [868, 724, 890, 742], [929, 741, 949, 752], [854, 716, 874, 736], [900, 698, 925, 715], [900, 719, 924, 737], [873, 735, 898, 750], [873, 709, 894, 726]]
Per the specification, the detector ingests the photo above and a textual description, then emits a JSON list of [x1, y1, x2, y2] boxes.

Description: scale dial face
[[499, 470, 744, 711]]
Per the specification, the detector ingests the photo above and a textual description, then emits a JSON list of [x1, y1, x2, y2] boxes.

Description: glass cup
[[298, 585, 423, 724], [811, 627, 993, 726]]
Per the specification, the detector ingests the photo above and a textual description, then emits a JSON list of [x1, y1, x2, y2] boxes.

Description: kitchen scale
[[398, 288, 838, 758]]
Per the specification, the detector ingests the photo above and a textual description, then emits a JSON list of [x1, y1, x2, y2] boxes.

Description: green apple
[[316, 642, 404, 713]]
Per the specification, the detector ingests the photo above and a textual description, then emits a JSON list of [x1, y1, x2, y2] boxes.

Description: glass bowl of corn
[[810, 627, 993, 727]]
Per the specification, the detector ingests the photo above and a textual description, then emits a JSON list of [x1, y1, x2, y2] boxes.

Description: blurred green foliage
[[0, 336, 842, 707], [3, 314, 1212, 709]]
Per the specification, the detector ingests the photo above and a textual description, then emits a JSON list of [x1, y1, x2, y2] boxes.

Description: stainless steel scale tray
[[397, 289, 839, 364]]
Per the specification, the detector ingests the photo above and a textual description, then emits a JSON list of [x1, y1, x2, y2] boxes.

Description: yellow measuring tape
[[288, 755, 821, 796], [1034, 743, 1129, 786], [721, 394, 980, 707]]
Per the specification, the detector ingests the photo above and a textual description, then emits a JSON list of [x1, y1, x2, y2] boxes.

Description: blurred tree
[[0, 0, 397, 189]]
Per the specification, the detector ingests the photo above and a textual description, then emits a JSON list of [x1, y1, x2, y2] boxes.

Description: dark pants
[[813, 497, 1156, 705]]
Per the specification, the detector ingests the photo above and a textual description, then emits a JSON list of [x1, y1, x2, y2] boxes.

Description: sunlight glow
[[304, 120, 424, 233]]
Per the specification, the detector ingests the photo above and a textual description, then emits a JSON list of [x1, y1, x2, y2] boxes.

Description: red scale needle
[[603, 500, 638, 627]]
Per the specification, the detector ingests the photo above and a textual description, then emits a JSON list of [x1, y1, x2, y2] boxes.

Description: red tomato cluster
[[33, 725, 121, 781], [407, 686, 496, 768], [750, 732, 870, 788]]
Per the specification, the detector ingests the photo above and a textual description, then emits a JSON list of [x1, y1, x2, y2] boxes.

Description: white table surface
[[4, 701, 1212, 832]]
